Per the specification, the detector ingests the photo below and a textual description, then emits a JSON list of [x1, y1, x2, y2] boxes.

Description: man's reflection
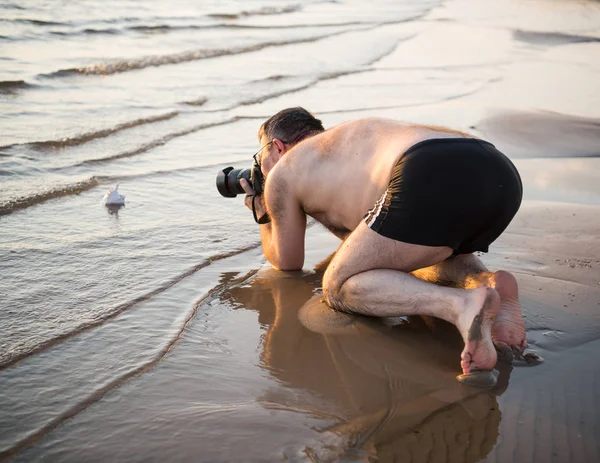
[[223, 257, 509, 461]]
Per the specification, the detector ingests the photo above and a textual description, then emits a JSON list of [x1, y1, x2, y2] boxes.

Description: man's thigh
[[323, 222, 453, 290]]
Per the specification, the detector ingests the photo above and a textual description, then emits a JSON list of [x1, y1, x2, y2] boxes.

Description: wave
[[363, 33, 416, 67], [0, 79, 35, 94], [129, 24, 174, 32], [50, 24, 211, 38], [73, 116, 240, 167], [0, 260, 260, 459], [181, 96, 208, 106], [234, 84, 316, 107], [1, 111, 180, 151], [207, 4, 302, 20], [35, 21, 348, 40], [133, 21, 363, 31], [41, 29, 352, 77], [96, 161, 243, 183], [231, 73, 367, 107], [0, 117, 242, 217], [224, 69, 385, 110], [0, 178, 100, 218], [0, 248, 260, 372], [183, 74, 333, 110], [51, 27, 120, 36], [514, 29, 600, 46], [250, 74, 288, 83], [35, 19, 367, 41], [0, 3, 25, 9], [10, 18, 68, 26]]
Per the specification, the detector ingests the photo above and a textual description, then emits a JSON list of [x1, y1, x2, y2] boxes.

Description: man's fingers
[[240, 178, 255, 196], [240, 178, 255, 210]]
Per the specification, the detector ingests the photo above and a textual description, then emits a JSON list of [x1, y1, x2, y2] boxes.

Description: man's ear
[[273, 138, 286, 154]]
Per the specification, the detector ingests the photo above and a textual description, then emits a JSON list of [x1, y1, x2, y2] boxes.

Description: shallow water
[[1, 0, 600, 461]]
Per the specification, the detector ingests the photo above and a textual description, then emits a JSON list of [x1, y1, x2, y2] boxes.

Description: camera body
[[216, 159, 264, 198]]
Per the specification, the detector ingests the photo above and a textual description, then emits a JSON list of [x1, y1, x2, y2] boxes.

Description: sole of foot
[[490, 270, 528, 356], [457, 287, 500, 386]]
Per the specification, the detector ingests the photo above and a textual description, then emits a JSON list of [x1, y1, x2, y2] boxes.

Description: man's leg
[[412, 254, 527, 354], [322, 222, 500, 375]]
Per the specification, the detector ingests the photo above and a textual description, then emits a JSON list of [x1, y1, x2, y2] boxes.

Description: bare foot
[[487, 270, 527, 358], [456, 286, 500, 374]]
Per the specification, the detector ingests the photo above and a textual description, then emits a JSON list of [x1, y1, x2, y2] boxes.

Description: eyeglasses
[[252, 140, 273, 168]]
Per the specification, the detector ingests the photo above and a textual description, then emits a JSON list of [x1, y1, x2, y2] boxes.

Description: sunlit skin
[[240, 117, 527, 379]]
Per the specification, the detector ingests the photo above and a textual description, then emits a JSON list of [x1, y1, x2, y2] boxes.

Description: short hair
[[260, 107, 324, 145]]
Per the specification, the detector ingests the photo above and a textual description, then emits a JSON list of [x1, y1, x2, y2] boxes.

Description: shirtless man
[[240, 107, 527, 382]]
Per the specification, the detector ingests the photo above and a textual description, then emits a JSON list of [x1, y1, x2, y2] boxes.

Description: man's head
[[256, 107, 324, 175]]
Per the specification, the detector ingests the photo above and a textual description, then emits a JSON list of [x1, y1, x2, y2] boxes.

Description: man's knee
[[322, 269, 342, 307], [322, 263, 350, 309], [322, 271, 365, 311]]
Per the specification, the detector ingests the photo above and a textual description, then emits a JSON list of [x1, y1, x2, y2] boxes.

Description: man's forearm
[[259, 222, 302, 271], [241, 179, 304, 270], [259, 222, 275, 264]]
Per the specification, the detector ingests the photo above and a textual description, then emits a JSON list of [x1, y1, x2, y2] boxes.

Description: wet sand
[[9, 197, 600, 462]]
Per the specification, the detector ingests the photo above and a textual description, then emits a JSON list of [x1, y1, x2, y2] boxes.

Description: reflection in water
[[222, 257, 510, 461], [105, 204, 123, 216], [105, 204, 123, 235]]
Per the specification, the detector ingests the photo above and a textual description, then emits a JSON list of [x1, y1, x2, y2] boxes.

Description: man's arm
[[241, 173, 306, 271]]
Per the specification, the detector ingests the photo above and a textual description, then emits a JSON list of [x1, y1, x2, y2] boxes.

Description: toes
[[512, 345, 524, 358], [513, 351, 545, 367], [495, 341, 543, 367], [495, 342, 514, 364], [457, 369, 499, 388], [523, 352, 544, 365], [461, 352, 472, 372]]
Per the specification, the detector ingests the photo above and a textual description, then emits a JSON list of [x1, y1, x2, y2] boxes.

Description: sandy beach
[[7, 208, 599, 462], [1, 0, 599, 461]]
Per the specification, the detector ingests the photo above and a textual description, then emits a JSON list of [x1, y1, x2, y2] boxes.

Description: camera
[[216, 159, 264, 198], [215, 158, 271, 224]]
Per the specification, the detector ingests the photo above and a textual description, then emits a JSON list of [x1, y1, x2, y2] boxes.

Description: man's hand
[[240, 178, 267, 220]]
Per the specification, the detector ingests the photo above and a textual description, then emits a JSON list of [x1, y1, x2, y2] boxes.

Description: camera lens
[[216, 167, 252, 197]]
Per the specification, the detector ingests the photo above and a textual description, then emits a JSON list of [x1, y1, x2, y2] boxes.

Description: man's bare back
[[240, 107, 534, 387], [275, 118, 473, 236]]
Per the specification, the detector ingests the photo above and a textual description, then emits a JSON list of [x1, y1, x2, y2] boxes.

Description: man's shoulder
[[328, 117, 408, 132], [264, 159, 295, 196]]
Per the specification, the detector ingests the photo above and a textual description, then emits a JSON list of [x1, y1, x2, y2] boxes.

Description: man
[[240, 107, 527, 381]]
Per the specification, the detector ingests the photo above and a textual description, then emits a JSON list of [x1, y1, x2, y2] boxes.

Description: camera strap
[[252, 195, 271, 224]]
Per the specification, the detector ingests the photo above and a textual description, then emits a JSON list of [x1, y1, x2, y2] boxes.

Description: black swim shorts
[[364, 138, 523, 254]]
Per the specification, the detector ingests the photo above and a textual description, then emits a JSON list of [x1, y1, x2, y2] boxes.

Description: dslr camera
[[215, 158, 264, 198], [216, 158, 270, 224]]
